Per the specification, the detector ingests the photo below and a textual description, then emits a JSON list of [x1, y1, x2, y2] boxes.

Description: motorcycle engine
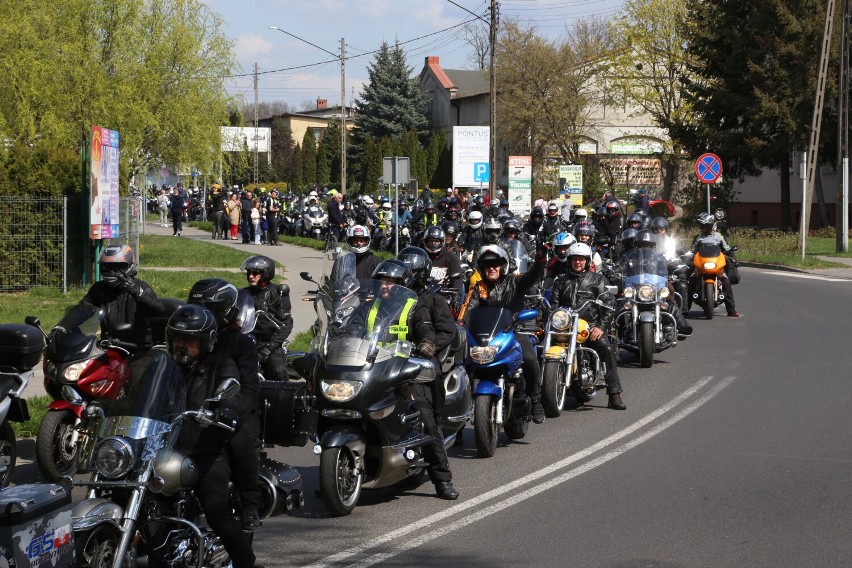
[[161, 529, 229, 568]]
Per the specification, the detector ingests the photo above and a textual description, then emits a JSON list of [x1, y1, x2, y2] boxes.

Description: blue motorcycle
[[467, 306, 539, 458]]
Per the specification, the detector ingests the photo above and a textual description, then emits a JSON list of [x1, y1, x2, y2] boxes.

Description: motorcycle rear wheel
[[473, 395, 499, 458], [36, 409, 79, 482], [703, 281, 715, 320], [0, 421, 16, 487], [504, 418, 528, 440], [319, 446, 363, 517], [541, 360, 567, 418], [639, 321, 654, 368]]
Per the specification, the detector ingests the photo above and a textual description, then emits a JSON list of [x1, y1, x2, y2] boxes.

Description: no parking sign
[[695, 153, 722, 184]]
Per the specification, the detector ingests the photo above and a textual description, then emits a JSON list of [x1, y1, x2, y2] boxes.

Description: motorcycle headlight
[[550, 309, 571, 331], [659, 287, 670, 299], [321, 380, 362, 402], [703, 261, 717, 270], [623, 287, 634, 299], [95, 437, 135, 479], [637, 285, 655, 302], [470, 346, 498, 364], [43, 360, 57, 380], [63, 361, 89, 382]]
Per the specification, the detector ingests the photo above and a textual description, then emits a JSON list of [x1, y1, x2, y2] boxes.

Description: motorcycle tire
[[89, 538, 118, 568], [639, 321, 654, 368], [0, 421, 16, 487], [473, 395, 499, 458], [541, 360, 567, 418], [504, 418, 528, 440], [703, 281, 715, 320], [81, 527, 120, 568], [36, 409, 79, 482], [319, 446, 363, 517]]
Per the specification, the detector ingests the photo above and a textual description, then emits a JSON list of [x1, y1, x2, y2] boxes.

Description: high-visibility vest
[[366, 297, 417, 343]]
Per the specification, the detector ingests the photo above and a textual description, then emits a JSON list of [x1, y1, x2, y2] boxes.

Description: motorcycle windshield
[[468, 307, 513, 346], [502, 238, 529, 274], [233, 289, 257, 334], [317, 248, 363, 335], [46, 304, 102, 362], [696, 241, 722, 258], [308, 208, 324, 219], [621, 249, 669, 288], [342, 280, 418, 348]]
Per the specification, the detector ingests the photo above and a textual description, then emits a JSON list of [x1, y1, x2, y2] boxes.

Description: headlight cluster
[[321, 380, 362, 402], [659, 287, 670, 299], [637, 285, 655, 302], [95, 437, 134, 478], [550, 309, 571, 331], [470, 346, 498, 364], [63, 361, 89, 382], [703, 261, 717, 270]]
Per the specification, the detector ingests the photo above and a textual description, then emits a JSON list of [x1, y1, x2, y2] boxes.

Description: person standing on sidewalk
[[157, 188, 170, 227], [227, 192, 242, 240], [169, 186, 183, 236], [251, 200, 262, 245], [265, 189, 281, 246], [209, 184, 227, 239]]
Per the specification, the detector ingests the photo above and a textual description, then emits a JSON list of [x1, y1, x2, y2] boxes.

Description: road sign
[[695, 153, 722, 184], [473, 162, 490, 183]]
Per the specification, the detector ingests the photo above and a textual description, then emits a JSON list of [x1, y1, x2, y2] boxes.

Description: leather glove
[[215, 406, 239, 430], [258, 346, 272, 365], [417, 340, 437, 358], [117, 274, 142, 297]]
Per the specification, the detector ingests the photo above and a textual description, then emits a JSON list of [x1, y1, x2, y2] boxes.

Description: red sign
[[695, 153, 722, 183]]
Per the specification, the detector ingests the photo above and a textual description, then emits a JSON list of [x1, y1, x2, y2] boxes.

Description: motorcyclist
[[460, 210, 484, 251], [503, 218, 535, 257], [348, 225, 382, 280], [420, 199, 441, 227], [522, 206, 547, 250], [394, 249, 461, 499], [373, 202, 393, 245], [690, 212, 740, 317], [457, 244, 547, 423], [240, 255, 293, 381], [544, 232, 576, 286], [598, 200, 624, 244], [423, 226, 465, 304], [543, 202, 564, 238], [573, 222, 602, 271], [167, 304, 263, 568], [550, 243, 626, 410], [625, 213, 645, 231], [441, 221, 463, 255], [80, 245, 164, 351], [650, 216, 679, 260]]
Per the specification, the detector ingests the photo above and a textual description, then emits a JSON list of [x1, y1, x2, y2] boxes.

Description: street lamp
[[269, 26, 347, 195]]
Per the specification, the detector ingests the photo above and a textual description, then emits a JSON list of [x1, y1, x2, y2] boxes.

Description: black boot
[[241, 509, 261, 532], [531, 396, 545, 424], [435, 481, 459, 500], [608, 393, 626, 410]]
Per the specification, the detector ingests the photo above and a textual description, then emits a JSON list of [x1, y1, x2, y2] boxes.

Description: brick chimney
[[316, 98, 328, 110], [426, 56, 439, 66]]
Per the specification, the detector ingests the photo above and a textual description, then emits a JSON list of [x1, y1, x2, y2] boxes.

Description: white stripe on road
[[345, 375, 737, 568], [302, 375, 719, 568]]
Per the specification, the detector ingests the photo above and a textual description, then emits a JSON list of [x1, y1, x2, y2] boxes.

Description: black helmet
[[605, 200, 621, 218], [187, 278, 239, 329], [635, 229, 656, 248], [372, 259, 414, 288], [397, 246, 432, 290], [441, 221, 459, 239], [620, 228, 639, 250], [422, 226, 445, 254], [650, 216, 670, 233], [530, 206, 544, 223], [626, 213, 644, 229], [573, 221, 595, 241], [482, 217, 502, 244], [503, 218, 521, 237], [99, 245, 137, 286], [240, 255, 275, 284], [166, 304, 217, 367]]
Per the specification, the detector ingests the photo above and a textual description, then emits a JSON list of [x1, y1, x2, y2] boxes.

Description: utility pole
[[253, 62, 259, 185], [803, 0, 836, 252], [341, 38, 347, 195], [838, 0, 850, 252], [488, 0, 498, 203]]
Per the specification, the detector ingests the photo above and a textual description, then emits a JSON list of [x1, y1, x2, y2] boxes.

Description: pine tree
[[316, 137, 331, 186], [301, 129, 318, 186]]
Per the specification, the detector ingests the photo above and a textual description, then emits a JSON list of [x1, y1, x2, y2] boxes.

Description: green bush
[[13, 395, 52, 438]]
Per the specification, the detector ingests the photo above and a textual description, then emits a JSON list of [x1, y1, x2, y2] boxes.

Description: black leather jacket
[[458, 259, 544, 325], [243, 284, 293, 349], [550, 269, 615, 331], [80, 279, 164, 349]]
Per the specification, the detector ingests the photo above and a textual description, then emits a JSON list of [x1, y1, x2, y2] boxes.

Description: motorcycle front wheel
[[703, 281, 715, 320], [0, 421, 17, 487], [36, 409, 79, 482], [541, 360, 567, 418], [473, 395, 499, 458], [639, 321, 654, 368], [80, 527, 120, 568], [319, 446, 363, 517]]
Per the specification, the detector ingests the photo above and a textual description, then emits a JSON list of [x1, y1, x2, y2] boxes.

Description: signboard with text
[[507, 155, 532, 216], [600, 158, 661, 186], [452, 126, 490, 188], [90, 125, 120, 240], [220, 126, 272, 152], [558, 164, 584, 207]]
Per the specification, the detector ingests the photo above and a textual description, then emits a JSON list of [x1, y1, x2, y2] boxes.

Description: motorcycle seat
[[438, 325, 467, 374]]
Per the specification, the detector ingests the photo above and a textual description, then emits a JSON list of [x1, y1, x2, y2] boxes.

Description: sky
[[204, 0, 626, 110]]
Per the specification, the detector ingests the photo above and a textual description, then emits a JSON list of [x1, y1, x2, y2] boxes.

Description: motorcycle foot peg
[[692, 293, 699, 299], [719, 294, 725, 300]]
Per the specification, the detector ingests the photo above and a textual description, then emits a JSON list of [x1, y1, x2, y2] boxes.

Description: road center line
[[346, 375, 737, 568], [302, 375, 717, 568]]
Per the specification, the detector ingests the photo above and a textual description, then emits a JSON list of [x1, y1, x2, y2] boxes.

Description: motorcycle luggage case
[[259, 379, 316, 447], [259, 458, 304, 518], [0, 324, 45, 372], [0, 483, 74, 568]]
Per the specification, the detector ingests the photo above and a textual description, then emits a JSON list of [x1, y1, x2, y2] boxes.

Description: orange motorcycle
[[689, 243, 738, 319]]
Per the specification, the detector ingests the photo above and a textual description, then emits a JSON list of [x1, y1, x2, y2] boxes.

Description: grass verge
[[13, 395, 51, 438], [726, 229, 851, 268]]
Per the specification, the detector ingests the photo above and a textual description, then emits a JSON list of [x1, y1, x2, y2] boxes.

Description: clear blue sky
[[205, 0, 626, 109]]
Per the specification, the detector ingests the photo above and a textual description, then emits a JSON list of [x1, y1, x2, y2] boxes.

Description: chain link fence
[[0, 196, 144, 293]]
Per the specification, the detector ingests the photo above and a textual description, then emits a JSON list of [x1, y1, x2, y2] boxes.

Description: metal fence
[[0, 196, 144, 293]]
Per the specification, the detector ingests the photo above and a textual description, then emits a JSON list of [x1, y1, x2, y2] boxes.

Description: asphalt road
[[246, 267, 852, 567]]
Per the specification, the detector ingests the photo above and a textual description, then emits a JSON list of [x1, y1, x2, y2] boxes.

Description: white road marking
[[345, 375, 737, 568], [302, 375, 720, 568]]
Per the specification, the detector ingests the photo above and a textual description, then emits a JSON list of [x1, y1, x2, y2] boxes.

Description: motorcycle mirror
[[516, 309, 538, 322], [605, 285, 618, 296], [300, 272, 316, 283], [61, 385, 85, 407], [278, 283, 290, 297], [210, 378, 241, 402], [25, 315, 41, 328]]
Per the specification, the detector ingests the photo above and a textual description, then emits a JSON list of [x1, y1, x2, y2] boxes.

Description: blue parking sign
[[473, 162, 490, 183]]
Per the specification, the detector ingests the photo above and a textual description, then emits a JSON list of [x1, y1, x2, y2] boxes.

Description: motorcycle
[[467, 306, 539, 458], [293, 249, 470, 516], [540, 293, 616, 417], [69, 349, 301, 568], [302, 206, 328, 240], [0, 322, 42, 486], [615, 248, 678, 368], [689, 244, 739, 319]]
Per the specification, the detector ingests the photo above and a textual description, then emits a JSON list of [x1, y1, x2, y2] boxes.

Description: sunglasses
[[247, 269, 263, 276]]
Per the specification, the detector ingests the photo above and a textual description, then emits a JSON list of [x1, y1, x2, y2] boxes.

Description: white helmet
[[347, 225, 371, 254], [476, 244, 510, 273], [574, 208, 588, 220], [551, 232, 576, 262], [309, 190, 319, 199], [468, 210, 483, 229], [382, 202, 392, 211], [362, 196, 374, 206], [567, 242, 592, 271]]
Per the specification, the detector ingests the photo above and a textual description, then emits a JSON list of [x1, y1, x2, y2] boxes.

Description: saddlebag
[[259, 379, 317, 447], [0, 483, 74, 568], [725, 258, 741, 285], [0, 324, 45, 372], [258, 458, 304, 518]]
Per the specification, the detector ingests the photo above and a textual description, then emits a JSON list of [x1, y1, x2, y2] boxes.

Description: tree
[[463, 22, 491, 70], [270, 118, 296, 181], [316, 136, 331, 186], [301, 129, 317, 186], [323, 120, 342, 185]]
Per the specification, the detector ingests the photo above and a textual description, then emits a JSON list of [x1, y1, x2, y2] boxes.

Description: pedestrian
[[251, 200, 262, 245], [157, 188, 169, 227], [227, 192, 242, 240], [169, 186, 183, 236]]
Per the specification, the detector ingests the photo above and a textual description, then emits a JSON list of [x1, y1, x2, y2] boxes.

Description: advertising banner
[[600, 158, 661, 185], [452, 126, 490, 188], [558, 164, 583, 207], [507, 155, 532, 217], [220, 126, 272, 152], [90, 126, 120, 240]]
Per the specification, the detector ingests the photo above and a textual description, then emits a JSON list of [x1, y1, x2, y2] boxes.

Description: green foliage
[[301, 130, 318, 186], [316, 137, 331, 186], [13, 395, 52, 439]]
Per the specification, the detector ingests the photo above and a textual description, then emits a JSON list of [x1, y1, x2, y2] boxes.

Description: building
[[258, 98, 355, 146]]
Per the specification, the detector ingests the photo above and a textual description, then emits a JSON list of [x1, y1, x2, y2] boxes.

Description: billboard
[[90, 126, 120, 240], [452, 126, 490, 188], [220, 126, 271, 152], [507, 156, 532, 217], [600, 158, 661, 185]]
